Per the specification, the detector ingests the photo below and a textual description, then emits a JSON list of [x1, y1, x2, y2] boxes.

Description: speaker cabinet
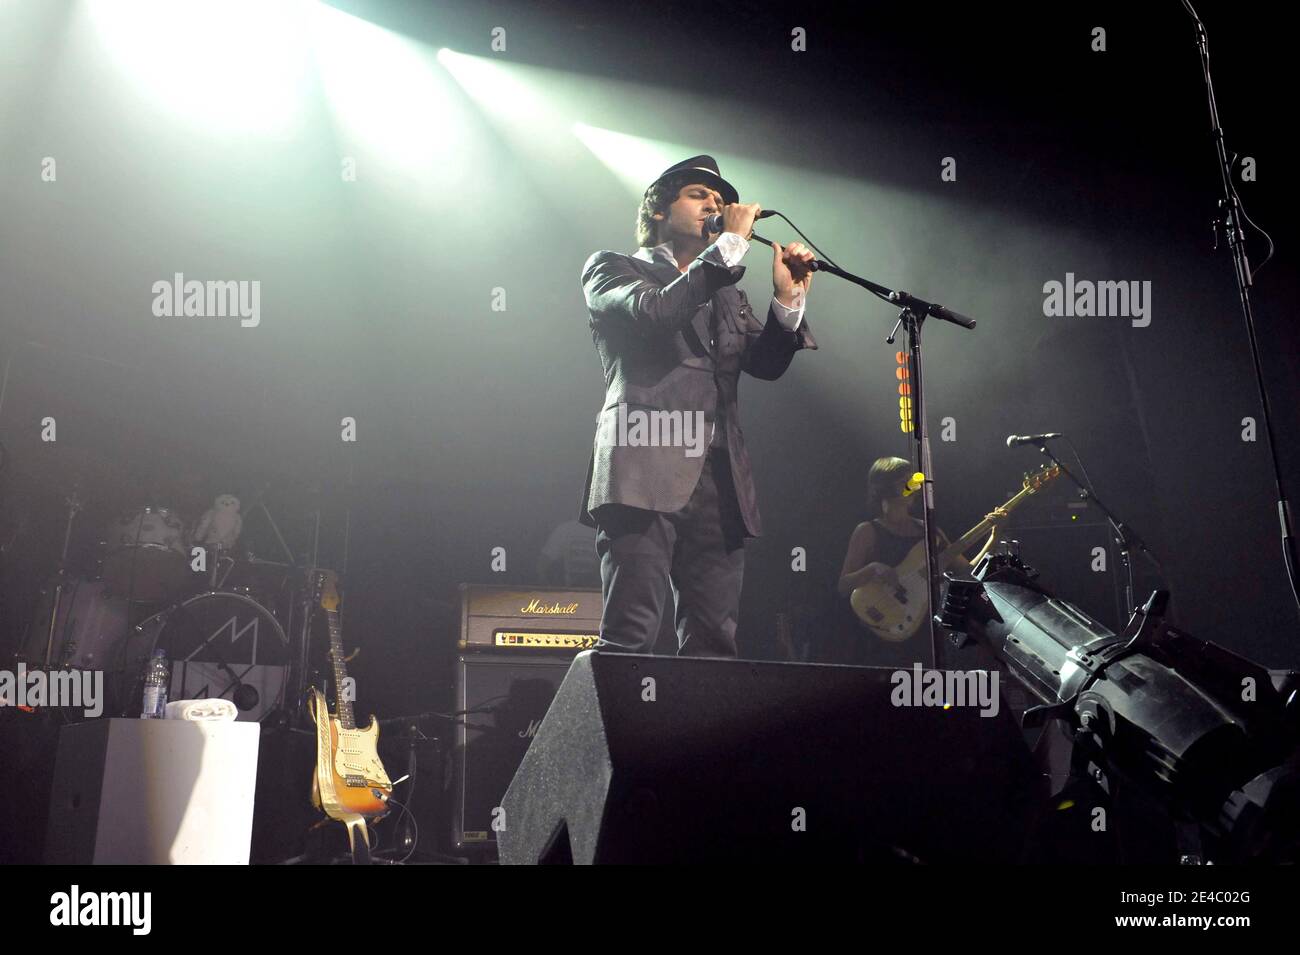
[[450, 651, 574, 854]]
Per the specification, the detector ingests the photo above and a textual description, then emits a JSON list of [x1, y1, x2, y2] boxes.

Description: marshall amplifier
[[450, 651, 575, 855], [451, 585, 602, 853], [458, 584, 602, 650]]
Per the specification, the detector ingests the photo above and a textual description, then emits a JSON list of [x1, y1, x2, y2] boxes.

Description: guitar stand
[[275, 816, 374, 865], [342, 816, 373, 864]]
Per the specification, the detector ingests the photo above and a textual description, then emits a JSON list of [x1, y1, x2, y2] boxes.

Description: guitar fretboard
[[943, 466, 1060, 560], [325, 609, 356, 731]]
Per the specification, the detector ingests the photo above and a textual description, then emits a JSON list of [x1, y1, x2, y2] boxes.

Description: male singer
[[578, 155, 818, 657]]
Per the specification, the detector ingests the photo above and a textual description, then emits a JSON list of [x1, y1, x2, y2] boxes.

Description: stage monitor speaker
[[500, 652, 1044, 864]]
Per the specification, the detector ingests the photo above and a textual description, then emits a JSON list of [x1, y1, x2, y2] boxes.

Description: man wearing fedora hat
[[578, 155, 818, 658]]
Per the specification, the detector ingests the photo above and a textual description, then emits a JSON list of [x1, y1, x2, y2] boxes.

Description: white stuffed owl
[[194, 494, 242, 547]]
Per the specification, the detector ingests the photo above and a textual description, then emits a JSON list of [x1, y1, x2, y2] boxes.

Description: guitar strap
[[309, 689, 345, 817]]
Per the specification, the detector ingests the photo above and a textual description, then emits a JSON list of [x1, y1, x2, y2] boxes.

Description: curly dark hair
[[635, 172, 699, 247]]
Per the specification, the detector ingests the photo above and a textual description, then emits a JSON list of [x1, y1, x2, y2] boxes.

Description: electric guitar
[[307, 569, 392, 864], [850, 465, 1060, 642]]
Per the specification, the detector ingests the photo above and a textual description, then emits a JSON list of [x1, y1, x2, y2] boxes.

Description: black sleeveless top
[[869, 518, 941, 566], [820, 517, 948, 667]]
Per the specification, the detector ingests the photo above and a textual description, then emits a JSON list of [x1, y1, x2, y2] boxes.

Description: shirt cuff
[[715, 231, 749, 267], [771, 292, 806, 332]]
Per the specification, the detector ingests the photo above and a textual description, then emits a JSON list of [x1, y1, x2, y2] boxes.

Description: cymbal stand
[[38, 487, 83, 667]]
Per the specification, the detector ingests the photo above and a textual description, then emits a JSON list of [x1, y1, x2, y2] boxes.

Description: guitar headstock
[[1022, 464, 1061, 493], [311, 569, 341, 612]]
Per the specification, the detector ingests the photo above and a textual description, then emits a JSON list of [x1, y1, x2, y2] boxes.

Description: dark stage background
[[1, 0, 1297, 730]]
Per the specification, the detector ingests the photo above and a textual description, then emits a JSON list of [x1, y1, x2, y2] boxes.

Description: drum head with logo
[[124, 591, 290, 722]]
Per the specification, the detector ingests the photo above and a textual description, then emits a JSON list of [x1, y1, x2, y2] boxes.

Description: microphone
[[703, 210, 779, 235], [1006, 432, 1063, 448]]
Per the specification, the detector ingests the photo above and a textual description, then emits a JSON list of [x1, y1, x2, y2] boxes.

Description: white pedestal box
[[44, 718, 261, 864]]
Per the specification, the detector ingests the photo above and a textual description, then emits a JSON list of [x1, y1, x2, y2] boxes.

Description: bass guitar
[[850, 465, 1060, 642]]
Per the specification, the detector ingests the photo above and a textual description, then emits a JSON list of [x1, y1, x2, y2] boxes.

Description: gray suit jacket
[[578, 241, 817, 538]]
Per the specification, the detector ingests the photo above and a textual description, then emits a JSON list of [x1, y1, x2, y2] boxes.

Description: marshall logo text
[[520, 599, 580, 615]]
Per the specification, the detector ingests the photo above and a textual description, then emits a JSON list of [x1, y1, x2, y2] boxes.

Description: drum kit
[[15, 485, 312, 722]]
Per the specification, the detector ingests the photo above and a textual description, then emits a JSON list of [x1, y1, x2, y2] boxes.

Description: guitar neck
[[939, 480, 1039, 563], [325, 608, 356, 730]]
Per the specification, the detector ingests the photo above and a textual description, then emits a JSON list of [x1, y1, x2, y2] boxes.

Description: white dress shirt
[[632, 233, 807, 331]]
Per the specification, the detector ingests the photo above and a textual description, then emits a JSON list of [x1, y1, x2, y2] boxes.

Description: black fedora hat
[[645, 154, 738, 205]]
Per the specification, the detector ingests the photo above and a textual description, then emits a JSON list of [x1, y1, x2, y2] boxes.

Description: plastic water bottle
[[140, 649, 169, 719]]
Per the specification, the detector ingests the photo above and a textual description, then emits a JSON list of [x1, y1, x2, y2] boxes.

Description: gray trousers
[[593, 447, 746, 657]]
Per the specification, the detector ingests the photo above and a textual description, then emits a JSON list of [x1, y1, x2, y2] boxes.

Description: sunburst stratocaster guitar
[[308, 569, 392, 864], [850, 465, 1060, 642]]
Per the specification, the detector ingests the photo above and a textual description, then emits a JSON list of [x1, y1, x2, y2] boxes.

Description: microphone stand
[[1028, 438, 1163, 623], [756, 228, 978, 668], [1183, 3, 1299, 625]]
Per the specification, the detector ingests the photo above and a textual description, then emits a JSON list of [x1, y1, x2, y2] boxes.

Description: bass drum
[[119, 590, 290, 722]]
